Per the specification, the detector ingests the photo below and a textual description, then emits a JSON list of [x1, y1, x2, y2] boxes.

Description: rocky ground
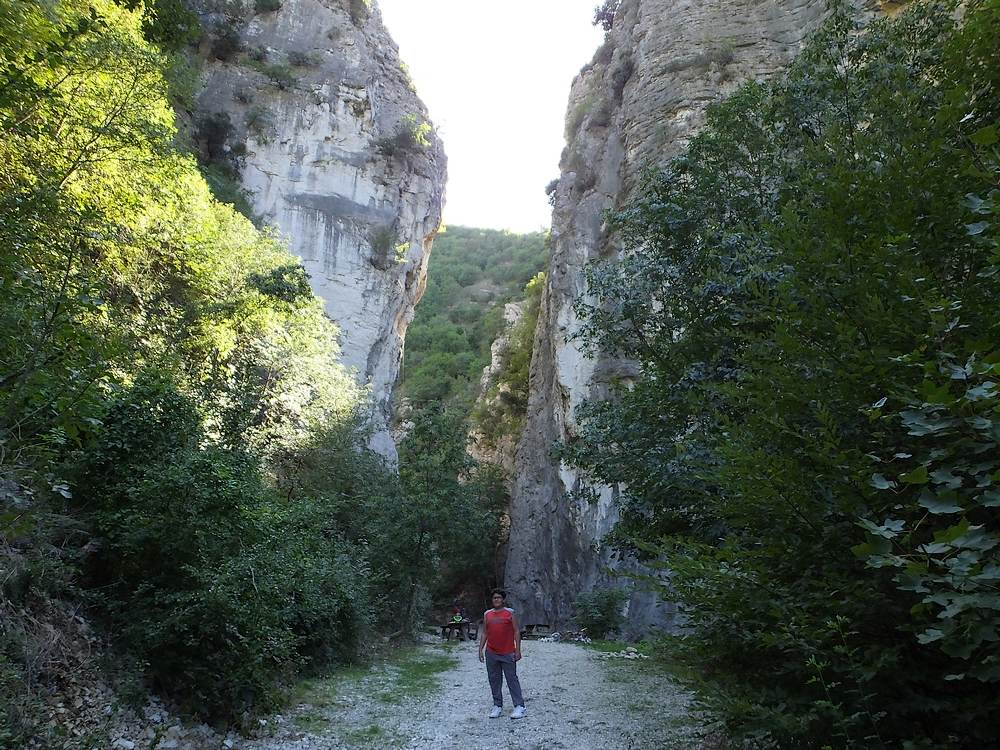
[[241, 638, 712, 750]]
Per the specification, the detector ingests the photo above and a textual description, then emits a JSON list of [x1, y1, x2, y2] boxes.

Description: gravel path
[[248, 640, 706, 750]]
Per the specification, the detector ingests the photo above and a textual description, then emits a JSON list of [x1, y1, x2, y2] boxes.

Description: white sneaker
[[510, 706, 526, 720], [488, 706, 502, 719]]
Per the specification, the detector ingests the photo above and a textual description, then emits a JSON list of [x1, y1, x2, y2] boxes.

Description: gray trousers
[[485, 650, 524, 707]]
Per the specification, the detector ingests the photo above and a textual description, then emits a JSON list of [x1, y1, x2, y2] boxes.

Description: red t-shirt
[[484, 607, 516, 655]]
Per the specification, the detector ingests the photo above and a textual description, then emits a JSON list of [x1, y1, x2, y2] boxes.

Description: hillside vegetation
[[565, 1, 1000, 747], [400, 225, 548, 409], [0, 0, 501, 742]]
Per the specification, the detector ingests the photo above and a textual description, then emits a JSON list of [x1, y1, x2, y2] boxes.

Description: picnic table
[[440, 617, 479, 641]]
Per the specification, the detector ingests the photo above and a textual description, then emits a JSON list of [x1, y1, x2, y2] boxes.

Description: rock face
[[194, 0, 446, 459], [505, 0, 873, 634], [468, 301, 526, 477], [468, 302, 527, 584]]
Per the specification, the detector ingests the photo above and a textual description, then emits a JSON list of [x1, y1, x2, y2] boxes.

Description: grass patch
[[374, 647, 456, 704], [290, 663, 369, 708], [287, 646, 457, 735], [344, 724, 385, 743], [293, 710, 332, 733]]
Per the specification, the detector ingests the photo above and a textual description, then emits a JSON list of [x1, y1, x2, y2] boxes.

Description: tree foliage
[[401, 226, 548, 407], [573, 588, 627, 639], [565, 1, 1000, 746], [0, 0, 501, 736], [592, 0, 620, 32]]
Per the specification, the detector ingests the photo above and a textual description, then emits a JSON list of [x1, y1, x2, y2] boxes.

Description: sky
[[377, 1, 605, 233]]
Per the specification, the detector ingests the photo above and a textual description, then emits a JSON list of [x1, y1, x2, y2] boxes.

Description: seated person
[[441, 600, 471, 641]]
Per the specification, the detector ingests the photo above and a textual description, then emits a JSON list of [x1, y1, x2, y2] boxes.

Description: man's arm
[[512, 613, 522, 660], [478, 614, 487, 662]]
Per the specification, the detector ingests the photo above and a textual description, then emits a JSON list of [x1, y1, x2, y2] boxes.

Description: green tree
[[391, 406, 506, 627], [564, 2, 1000, 746], [0, 0, 374, 731]]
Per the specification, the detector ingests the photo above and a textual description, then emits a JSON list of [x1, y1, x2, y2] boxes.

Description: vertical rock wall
[[506, 0, 874, 633], [195, 0, 446, 460]]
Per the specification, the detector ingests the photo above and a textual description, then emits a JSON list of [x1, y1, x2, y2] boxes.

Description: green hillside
[[400, 225, 549, 407]]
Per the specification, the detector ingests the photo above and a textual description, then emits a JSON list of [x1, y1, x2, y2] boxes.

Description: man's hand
[[515, 648, 522, 661], [478, 649, 485, 663]]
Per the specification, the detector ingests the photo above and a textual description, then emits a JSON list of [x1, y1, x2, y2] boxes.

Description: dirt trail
[[248, 639, 706, 750]]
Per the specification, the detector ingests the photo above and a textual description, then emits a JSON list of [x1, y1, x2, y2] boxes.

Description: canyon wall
[[506, 0, 874, 634], [194, 0, 446, 459]]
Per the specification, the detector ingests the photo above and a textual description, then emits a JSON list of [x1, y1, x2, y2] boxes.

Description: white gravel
[[248, 640, 707, 750]]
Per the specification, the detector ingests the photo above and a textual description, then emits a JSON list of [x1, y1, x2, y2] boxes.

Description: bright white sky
[[377, 1, 605, 233]]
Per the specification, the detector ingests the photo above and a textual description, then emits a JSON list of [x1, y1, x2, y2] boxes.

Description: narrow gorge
[[6, 0, 998, 745]]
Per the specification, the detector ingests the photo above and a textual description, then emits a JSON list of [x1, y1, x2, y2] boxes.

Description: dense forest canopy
[[563, 1, 1000, 746], [0, 0, 503, 740]]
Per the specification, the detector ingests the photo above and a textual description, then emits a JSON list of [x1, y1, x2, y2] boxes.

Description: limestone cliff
[[193, 0, 446, 459], [468, 301, 526, 478], [506, 0, 874, 634]]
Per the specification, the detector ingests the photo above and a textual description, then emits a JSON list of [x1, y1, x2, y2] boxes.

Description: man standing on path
[[478, 589, 526, 719]]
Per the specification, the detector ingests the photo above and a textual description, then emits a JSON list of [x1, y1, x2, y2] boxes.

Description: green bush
[[287, 49, 317, 67], [573, 588, 627, 638], [376, 114, 431, 157], [76, 379, 285, 716], [211, 23, 242, 61], [247, 58, 296, 89], [246, 104, 276, 140], [349, 0, 370, 26], [254, 0, 282, 13], [473, 271, 545, 447], [76, 377, 373, 717]]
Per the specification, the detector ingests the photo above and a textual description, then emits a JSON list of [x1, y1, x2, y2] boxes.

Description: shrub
[[248, 59, 296, 89], [76, 379, 289, 717], [592, 0, 620, 32], [573, 588, 628, 638], [196, 110, 234, 162], [545, 178, 559, 206], [376, 114, 431, 157], [76, 379, 372, 717], [200, 162, 255, 219], [588, 99, 613, 129], [566, 94, 596, 138], [472, 272, 545, 446], [349, 0, 370, 26], [164, 50, 202, 110], [595, 38, 614, 65], [610, 56, 634, 102], [369, 225, 399, 269], [287, 49, 318, 67], [210, 23, 242, 61], [245, 104, 276, 140], [254, 0, 282, 13]]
